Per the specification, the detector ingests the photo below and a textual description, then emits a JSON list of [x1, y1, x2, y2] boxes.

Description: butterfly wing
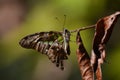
[[19, 31, 68, 70], [19, 31, 62, 50], [47, 40, 68, 70]]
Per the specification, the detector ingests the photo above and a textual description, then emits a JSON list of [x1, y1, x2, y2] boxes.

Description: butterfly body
[[63, 28, 71, 55]]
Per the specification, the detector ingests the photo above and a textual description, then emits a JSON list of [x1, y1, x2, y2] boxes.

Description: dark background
[[0, 0, 120, 80]]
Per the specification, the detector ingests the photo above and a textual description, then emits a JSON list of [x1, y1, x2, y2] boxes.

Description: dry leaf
[[76, 31, 94, 80], [91, 11, 120, 80]]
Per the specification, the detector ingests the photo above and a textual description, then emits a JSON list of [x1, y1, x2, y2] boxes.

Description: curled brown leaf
[[91, 11, 120, 80], [76, 31, 94, 80]]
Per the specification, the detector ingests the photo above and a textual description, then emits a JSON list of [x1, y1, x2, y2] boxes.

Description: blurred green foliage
[[0, 0, 120, 80]]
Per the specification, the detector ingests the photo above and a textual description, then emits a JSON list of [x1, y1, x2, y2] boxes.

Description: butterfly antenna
[[55, 17, 60, 22], [55, 15, 67, 30], [63, 15, 66, 28]]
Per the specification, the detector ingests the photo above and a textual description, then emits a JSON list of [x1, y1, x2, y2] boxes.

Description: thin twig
[[70, 25, 95, 33]]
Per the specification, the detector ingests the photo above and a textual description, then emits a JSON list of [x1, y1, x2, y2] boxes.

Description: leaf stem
[[70, 25, 95, 33]]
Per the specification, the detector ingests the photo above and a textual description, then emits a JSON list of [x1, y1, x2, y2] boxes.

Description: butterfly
[[19, 28, 71, 70]]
